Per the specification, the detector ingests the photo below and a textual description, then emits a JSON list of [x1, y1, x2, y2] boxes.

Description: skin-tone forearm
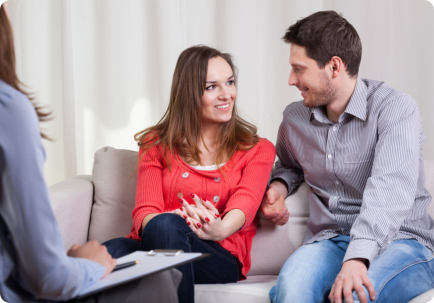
[[140, 213, 160, 234], [214, 209, 246, 240]]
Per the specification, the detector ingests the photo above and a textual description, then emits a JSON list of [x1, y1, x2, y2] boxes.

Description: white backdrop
[[6, 0, 434, 186]]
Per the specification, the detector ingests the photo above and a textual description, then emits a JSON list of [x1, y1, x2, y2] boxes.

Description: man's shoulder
[[283, 100, 309, 118], [363, 78, 418, 116]]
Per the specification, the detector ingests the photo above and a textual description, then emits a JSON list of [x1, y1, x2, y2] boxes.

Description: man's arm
[[262, 120, 304, 225], [329, 95, 422, 303]]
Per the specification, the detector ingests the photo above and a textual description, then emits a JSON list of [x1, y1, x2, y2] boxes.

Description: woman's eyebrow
[[206, 75, 234, 83]]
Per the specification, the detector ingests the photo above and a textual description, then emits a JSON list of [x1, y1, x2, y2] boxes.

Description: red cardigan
[[126, 138, 276, 279]]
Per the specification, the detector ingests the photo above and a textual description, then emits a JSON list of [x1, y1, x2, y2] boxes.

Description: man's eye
[[227, 80, 235, 85]]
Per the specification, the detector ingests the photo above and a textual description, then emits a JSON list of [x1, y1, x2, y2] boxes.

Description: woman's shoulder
[[236, 137, 275, 161], [0, 80, 39, 134], [0, 80, 32, 111]]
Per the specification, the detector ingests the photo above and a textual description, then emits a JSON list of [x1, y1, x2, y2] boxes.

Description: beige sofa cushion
[[249, 182, 309, 275], [195, 275, 277, 303], [89, 147, 138, 244]]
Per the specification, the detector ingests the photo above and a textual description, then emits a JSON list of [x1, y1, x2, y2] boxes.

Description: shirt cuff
[[270, 172, 302, 198], [342, 239, 380, 268]]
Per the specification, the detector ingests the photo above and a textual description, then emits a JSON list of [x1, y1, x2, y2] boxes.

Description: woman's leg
[[103, 237, 142, 258], [141, 213, 239, 303]]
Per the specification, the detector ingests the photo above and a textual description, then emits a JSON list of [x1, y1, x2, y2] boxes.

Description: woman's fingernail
[[180, 207, 183, 211], [215, 214, 220, 218], [191, 193, 195, 198], [178, 198, 183, 204], [183, 215, 188, 219], [197, 223, 202, 228], [187, 221, 191, 225], [202, 197, 206, 201], [205, 217, 210, 222]]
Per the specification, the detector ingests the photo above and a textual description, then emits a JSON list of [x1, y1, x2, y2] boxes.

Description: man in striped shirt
[[263, 10, 434, 303]]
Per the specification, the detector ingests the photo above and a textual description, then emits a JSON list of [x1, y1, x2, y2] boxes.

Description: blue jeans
[[270, 235, 434, 303], [103, 213, 239, 303]]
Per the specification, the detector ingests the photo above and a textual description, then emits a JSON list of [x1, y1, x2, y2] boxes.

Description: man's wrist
[[344, 258, 369, 268], [270, 179, 289, 197]]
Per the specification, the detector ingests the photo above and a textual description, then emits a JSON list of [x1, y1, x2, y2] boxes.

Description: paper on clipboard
[[77, 251, 207, 299]]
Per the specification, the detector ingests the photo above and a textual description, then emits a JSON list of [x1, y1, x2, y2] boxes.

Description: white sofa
[[49, 147, 434, 303]]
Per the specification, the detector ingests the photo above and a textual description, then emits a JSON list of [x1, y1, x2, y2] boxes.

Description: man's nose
[[288, 70, 298, 86]]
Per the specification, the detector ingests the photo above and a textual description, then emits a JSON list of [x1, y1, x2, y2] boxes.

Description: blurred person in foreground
[[0, 3, 180, 302], [262, 10, 434, 303]]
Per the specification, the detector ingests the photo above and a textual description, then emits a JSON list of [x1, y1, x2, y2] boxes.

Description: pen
[[113, 260, 140, 272]]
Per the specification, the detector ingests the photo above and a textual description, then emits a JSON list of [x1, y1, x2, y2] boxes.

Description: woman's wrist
[[214, 218, 232, 241]]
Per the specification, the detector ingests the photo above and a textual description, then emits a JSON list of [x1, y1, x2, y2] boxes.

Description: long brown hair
[[134, 45, 259, 170], [0, 4, 51, 139]]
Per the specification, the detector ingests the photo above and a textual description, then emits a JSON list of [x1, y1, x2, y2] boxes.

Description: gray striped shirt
[[272, 78, 434, 265]]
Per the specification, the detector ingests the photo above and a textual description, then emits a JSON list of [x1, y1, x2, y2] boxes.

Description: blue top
[[0, 80, 105, 302]]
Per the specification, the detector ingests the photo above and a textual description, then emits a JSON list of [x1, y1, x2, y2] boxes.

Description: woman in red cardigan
[[104, 45, 275, 303]]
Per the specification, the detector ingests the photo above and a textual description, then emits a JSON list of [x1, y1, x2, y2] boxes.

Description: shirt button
[[327, 154, 332, 159], [214, 177, 221, 182], [332, 126, 337, 131], [213, 196, 220, 203], [331, 196, 337, 200], [182, 172, 189, 178], [292, 180, 296, 184], [335, 180, 340, 185]]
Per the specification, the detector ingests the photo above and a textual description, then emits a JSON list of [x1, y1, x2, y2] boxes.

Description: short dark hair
[[283, 11, 362, 78]]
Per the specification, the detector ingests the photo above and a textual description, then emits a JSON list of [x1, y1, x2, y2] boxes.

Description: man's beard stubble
[[304, 71, 337, 108]]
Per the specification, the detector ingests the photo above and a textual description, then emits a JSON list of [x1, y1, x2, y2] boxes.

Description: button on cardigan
[[127, 138, 276, 279]]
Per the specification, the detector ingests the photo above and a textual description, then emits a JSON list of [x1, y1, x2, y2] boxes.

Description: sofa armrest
[[49, 175, 94, 251]]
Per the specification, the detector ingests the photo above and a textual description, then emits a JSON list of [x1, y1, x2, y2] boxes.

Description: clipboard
[[77, 250, 210, 299]]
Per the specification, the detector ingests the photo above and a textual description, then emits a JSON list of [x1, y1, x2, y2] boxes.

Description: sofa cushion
[[195, 275, 277, 303], [249, 182, 310, 275], [89, 147, 138, 244]]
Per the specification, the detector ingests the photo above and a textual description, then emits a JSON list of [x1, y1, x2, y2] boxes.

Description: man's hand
[[67, 240, 117, 278], [261, 180, 289, 225], [329, 259, 375, 303]]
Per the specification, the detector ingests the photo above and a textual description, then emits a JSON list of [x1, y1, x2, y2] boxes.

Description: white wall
[[7, 0, 434, 185]]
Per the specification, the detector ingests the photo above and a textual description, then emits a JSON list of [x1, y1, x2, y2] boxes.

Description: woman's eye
[[206, 85, 216, 90]]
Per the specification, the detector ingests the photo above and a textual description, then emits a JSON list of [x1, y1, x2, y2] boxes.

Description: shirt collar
[[343, 77, 367, 122], [308, 77, 367, 123]]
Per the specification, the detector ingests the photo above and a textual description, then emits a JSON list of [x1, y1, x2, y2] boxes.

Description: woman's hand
[[178, 194, 227, 241]]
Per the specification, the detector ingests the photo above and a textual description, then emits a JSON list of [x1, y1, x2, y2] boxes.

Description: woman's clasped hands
[[174, 194, 225, 241]]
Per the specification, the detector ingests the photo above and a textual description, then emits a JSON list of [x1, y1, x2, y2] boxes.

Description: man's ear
[[330, 56, 344, 79]]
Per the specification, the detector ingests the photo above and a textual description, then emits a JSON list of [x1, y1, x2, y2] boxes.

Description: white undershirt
[[189, 163, 226, 171]]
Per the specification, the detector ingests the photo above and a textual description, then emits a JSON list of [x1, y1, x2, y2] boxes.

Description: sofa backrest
[[89, 147, 434, 276]]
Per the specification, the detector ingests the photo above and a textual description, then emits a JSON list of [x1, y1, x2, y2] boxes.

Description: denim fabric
[[269, 235, 434, 303], [103, 213, 239, 303]]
